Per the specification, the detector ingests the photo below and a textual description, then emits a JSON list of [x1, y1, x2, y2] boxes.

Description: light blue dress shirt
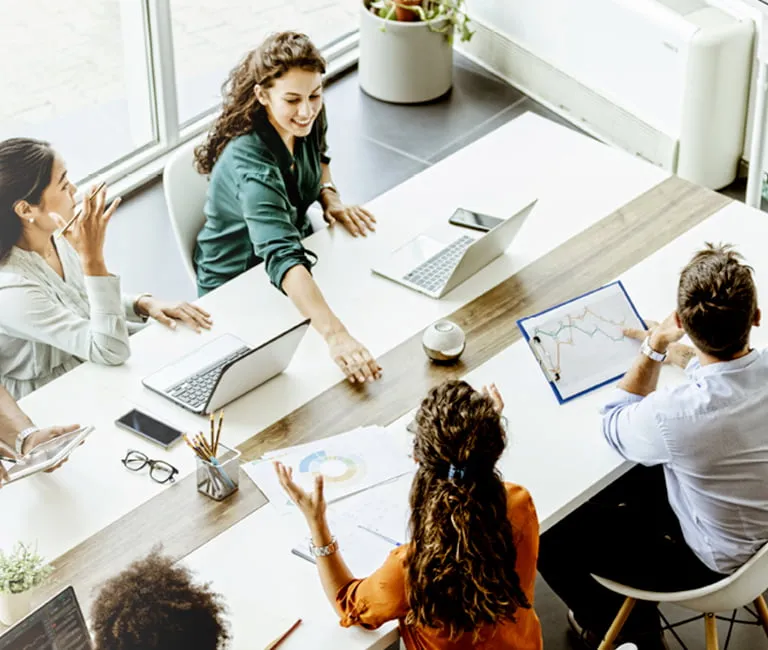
[[601, 349, 768, 574]]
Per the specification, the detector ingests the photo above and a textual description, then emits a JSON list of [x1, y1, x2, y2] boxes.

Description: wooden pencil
[[214, 410, 224, 457], [55, 181, 106, 238]]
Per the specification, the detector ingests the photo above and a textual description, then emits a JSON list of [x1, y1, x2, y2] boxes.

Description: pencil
[[55, 181, 106, 238], [214, 410, 224, 457], [209, 412, 215, 454], [266, 618, 302, 650]]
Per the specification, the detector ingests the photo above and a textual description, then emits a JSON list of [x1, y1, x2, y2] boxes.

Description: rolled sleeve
[[238, 174, 315, 291], [0, 275, 131, 366], [336, 547, 409, 630], [600, 388, 671, 465]]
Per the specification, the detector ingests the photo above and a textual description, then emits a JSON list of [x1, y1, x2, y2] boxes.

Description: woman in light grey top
[[0, 138, 213, 399]]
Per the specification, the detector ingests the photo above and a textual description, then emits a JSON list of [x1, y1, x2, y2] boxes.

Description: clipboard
[[516, 281, 647, 404]]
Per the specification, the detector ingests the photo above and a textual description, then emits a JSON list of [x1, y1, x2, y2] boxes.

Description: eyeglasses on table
[[121, 450, 178, 484]]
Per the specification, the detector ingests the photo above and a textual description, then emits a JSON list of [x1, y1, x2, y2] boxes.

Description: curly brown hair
[[91, 551, 230, 650], [407, 380, 530, 639], [194, 31, 326, 175], [678, 242, 758, 360]]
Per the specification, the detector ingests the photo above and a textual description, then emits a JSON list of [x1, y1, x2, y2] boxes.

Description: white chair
[[592, 542, 768, 650], [163, 138, 209, 284]]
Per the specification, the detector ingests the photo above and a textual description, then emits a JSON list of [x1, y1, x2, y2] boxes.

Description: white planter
[[0, 589, 34, 626], [359, 3, 454, 104]]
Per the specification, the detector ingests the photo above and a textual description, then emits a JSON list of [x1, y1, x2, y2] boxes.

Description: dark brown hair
[[0, 137, 55, 262], [194, 31, 326, 175], [677, 243, 757, 360], [91, 551, 230, 650], [406, 380, 530, 639]]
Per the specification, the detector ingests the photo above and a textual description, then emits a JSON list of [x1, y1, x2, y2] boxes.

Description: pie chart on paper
[[298, 450, 366, 484]]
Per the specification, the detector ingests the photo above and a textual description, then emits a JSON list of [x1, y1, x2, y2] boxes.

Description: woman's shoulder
[[502, 482, 538, 523], [216, 133, 280, 180]]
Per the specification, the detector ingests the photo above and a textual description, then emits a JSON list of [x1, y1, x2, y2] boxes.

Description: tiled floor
[[104, 55, 765, 650]]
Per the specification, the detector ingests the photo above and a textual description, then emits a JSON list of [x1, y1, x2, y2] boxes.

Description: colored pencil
[[266, 618, 302, 649]]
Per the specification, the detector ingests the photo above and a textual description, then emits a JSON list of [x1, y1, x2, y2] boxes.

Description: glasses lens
[[123, 450, 148, 471], [150, 462, 176, 484]]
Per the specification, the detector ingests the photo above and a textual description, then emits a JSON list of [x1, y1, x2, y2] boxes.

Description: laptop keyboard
[[403, 235, 474, 293], [167, 346, 251, 410]]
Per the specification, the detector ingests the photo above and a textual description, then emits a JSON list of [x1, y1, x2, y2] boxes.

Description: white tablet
[[4, 425, 94, 483]]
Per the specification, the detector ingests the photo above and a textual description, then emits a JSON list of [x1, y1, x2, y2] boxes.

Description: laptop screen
[[0, 587, 92, 650]]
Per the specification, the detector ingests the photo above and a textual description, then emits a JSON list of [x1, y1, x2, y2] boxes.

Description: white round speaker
[[422, 320, 466, 363]]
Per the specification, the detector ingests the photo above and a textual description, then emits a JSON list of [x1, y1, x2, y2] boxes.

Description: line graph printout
[[517, 281, 646, 403]]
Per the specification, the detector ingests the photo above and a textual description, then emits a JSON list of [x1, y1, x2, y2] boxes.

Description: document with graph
[[517, 281, 647, 403]]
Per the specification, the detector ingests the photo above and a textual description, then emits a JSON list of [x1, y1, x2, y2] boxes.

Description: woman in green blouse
[[194, 31, 380, 384]]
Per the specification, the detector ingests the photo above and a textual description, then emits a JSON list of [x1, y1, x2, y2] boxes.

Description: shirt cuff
[[83, 275, 124, 315], [600, 388, 644, 414]]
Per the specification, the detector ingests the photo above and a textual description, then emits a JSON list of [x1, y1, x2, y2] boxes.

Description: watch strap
[[309, 536, 338, 558], [319, 182, 338, 195], [16, 426, 39, 455], [641, 336, 667, 363]]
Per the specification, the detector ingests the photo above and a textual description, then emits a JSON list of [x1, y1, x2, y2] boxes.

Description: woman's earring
[[28, 218, 34, 224]]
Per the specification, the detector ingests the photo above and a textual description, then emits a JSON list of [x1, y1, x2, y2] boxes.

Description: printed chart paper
[[243, 426, 414, 514], [517, 281, 646, 403]]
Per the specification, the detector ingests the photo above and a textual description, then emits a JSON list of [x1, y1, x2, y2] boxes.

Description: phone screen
[[449, 208, 504, 232], [116, 410, 182, 448]]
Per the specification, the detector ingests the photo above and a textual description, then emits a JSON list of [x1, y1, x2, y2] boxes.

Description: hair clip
[[448, 464, 466, 481]]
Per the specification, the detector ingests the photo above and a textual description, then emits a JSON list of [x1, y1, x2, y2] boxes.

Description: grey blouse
[[0, 238, 145, 399]]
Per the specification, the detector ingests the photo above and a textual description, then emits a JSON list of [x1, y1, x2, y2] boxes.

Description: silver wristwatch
[[319, 181, 338, 195], [641, 336, 667, 363], [309, 536, 338, 558], [16, 426, 38, 455]]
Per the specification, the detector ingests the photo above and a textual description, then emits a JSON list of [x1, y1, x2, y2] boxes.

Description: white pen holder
[[196, 444, 241, 501]]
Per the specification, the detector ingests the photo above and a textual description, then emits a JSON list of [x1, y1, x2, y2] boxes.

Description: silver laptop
[[372, 199, 537, 298], [142, 320, 310, 415], [0, 586, 92, 650]]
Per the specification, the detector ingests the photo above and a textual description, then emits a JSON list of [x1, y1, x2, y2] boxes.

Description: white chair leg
[[754, 595, 768, 638], [704, 612, 719, 650], [598, 597, 636, 650]]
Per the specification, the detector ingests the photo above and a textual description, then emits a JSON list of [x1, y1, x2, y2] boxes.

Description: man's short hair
[[91, 551, 230, 650], [677, 243, 757, 360]]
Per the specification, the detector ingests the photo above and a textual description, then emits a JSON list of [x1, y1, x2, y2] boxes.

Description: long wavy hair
[[194, 31, 326, 175], [406, 380, 530, 639]]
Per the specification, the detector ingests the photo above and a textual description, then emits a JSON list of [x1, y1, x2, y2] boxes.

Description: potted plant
[[359, 0, 474, 104], [0, 542, 54, 626]]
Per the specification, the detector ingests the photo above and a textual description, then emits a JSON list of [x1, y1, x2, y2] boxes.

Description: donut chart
[[298, 450, 364, 483]]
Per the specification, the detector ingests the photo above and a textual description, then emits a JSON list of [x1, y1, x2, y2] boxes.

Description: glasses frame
[[121, 449, 179, 484]]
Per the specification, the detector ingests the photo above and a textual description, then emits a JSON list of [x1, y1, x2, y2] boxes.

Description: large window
[[0, 1, 155, 181], [1, 0, 359, 187], [171, 0, 361, 126]]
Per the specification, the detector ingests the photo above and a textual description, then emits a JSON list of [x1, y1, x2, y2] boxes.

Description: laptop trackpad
[[388, 235, 445, 276]]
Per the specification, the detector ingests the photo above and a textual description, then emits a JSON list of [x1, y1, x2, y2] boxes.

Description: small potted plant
[[0, 542, 54, 626], [359, 0, 474, 104]]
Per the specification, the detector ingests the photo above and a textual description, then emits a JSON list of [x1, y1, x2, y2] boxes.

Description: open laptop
[[142, 320, 310, 415], [0, 586, 92, 650], [372, 199, 537, 298]]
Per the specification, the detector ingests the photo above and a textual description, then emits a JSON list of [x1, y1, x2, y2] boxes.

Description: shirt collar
[[686, 348, 760, 379], [253, 109, 296, 173]]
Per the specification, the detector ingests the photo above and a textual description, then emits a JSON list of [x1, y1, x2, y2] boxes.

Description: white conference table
[[5, 111, 762, 648]]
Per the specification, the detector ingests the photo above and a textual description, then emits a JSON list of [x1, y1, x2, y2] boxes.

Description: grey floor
[[103, 56, 764, 649]]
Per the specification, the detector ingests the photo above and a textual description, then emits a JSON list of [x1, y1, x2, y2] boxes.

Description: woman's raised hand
[[68, 184, 121, 271]]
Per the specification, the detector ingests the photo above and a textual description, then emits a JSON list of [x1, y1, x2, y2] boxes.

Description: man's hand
[[624, 313, 695, 369]]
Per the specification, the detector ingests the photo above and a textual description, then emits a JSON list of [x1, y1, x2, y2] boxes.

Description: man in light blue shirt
[[538, 243, 767, 649]]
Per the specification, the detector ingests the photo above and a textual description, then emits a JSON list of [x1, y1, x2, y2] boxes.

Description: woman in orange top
[[274, 379, 543, 649]]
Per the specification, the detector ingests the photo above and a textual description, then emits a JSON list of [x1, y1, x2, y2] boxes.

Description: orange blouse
[[335, 483, 542, 650]]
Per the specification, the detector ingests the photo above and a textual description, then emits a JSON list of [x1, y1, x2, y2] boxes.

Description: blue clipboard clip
[[529, 335, 561, 383]]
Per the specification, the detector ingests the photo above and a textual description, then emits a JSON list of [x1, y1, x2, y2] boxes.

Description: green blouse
[[194, 107, 331, 295]]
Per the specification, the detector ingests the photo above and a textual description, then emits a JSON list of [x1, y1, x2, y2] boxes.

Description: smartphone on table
[[115, 409, 183, 449], [448, 208, 504, 232]]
